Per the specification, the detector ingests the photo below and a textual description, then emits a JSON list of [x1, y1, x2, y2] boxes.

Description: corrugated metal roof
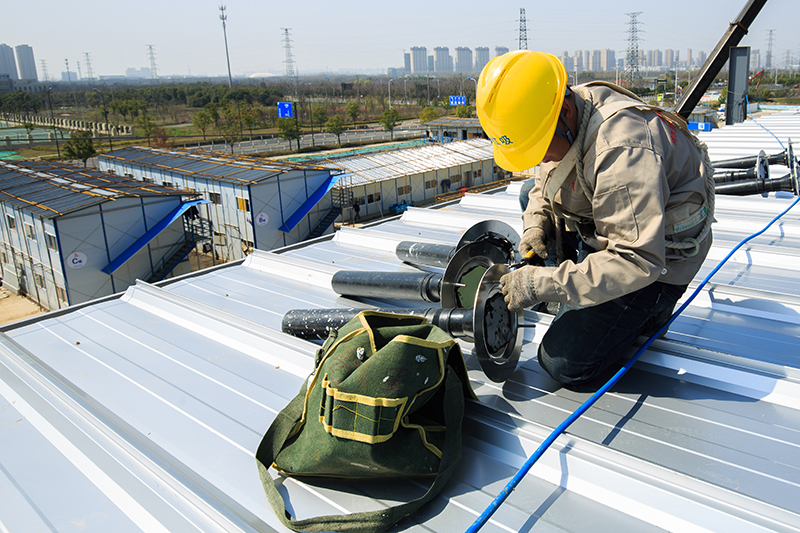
[[425, 117, 483, 128], [99, 146, 335, 185], [0, 160, 189, 218], [1, 110, 800, 532], [321, 139, 494, 186]]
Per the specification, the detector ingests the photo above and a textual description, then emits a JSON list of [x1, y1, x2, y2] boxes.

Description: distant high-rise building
[[584, 50, 591, 72], [495, 46, 509, 58], [404, 53, 411, 74], [574, 50, 583, 72], [600, 49, 616, 72], [428, 55, 434, 73], [588, 50, 601, 72], [697, 50, 707, 67], [15, 45, 36, 80], [474, 47, 490, 73], [559, 51, 573, 72], [665, 49, 675, 68], [410, 46, 428, 73], [686, 48, 693, 68], [0, 44, 18, 80], [455, 47, 472, 73], [433, 47, 452, 73], [61, 71, 78, 82], [751, 49, 761, 70]]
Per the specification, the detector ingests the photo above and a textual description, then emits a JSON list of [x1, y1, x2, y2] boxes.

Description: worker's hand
[[500, 266, 539, 312], [519, 227, 549, 260]]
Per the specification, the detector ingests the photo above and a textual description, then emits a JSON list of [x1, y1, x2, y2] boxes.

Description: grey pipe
[[331, 270, 442, 303]]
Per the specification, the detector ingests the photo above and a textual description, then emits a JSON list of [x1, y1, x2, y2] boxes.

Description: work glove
[[519, 227, 549, 260], [500, 265, 539, 312]]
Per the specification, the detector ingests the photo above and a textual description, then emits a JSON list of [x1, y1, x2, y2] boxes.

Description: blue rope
[[467, 183, 800, 533]]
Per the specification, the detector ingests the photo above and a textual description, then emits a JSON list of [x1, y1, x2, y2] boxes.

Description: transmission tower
[[518, 8, 528, 50], [76, 61, 82, 81], [624, 12, 643, 85], [282, 28, 297, 88], [40, 60, 49, 82], [147, 45, 159, 81], [219, 5, 233, 87], [84, 53, 94, 83], [765, 29, 775, 69], [64, 59, 72, 84]]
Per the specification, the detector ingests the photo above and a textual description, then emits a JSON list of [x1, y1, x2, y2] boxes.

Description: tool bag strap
[[255, 365, 466, 533]]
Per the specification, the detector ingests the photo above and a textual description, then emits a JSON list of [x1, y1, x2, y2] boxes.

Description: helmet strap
[[555, 86, 575, 145], [555, 113, 574, 145]]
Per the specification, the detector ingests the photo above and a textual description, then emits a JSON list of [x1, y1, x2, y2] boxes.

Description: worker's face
[[541, 130, 570, 163], [541, 97, 575, 164]]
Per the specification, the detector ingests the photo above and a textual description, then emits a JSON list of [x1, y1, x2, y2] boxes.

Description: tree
[[345, 102, 360, 129], [62, 131, 96, 167], [22, 122, 36, 136], [192, 110, 212, 140], [152, 127, 171, 148], [312, 106, 328, 128], [218, 103, 244, 154], [379, 108, 402, 139], [135, 114, 157, 146], [277, 117, 302, 150], [419, 106, 440, 123], [455, 105, 474, 118], [325, 115, 346, 146]]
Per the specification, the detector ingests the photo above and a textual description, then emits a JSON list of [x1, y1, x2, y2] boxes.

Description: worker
[[476, 51, 714, 386]]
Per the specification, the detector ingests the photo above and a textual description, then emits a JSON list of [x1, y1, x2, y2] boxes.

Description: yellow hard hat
[[477, 50, 568, 172]]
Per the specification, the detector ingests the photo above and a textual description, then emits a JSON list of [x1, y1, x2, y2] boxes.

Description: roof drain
[[467, 169, 800, 532]]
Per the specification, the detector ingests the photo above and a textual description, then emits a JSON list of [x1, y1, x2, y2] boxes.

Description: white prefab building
[[317, 138, 503, 221], [97, 147, 342, 260], [0, 160, 204, 309]]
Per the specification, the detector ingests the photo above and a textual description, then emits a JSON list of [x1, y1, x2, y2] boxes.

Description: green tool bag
[[255, 310, 477, 533]]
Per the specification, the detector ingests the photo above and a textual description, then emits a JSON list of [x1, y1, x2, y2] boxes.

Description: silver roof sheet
[[0, 160, 189, 218], [321, 139, 494, 186], [98, 146, 334, 185], [2, 111, 800, 532]]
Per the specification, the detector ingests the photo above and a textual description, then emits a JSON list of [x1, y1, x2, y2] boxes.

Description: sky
[[3, 0, 798, 79]]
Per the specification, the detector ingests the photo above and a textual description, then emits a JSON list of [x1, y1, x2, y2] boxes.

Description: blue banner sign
[[449, 95, 466, 106], [278, 102, 294, 118]]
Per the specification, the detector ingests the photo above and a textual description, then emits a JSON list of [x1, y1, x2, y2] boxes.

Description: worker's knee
[[538, 343, 604, 386]]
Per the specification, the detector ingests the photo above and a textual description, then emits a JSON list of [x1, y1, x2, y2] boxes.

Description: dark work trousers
[[538, 281, 687, 386], [537, 230, 687, 386]]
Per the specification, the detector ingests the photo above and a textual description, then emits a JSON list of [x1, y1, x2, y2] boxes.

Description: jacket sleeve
[[532, 146, 669, 306]]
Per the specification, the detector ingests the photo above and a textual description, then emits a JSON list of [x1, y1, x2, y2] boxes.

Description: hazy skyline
[[4, 0, 798, 79]]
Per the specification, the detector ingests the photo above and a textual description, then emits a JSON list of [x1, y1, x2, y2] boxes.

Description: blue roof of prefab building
[[99, 146, 337, 185], [0, 160, 192, 218]]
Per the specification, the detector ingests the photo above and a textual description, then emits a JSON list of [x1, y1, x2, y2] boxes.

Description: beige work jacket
[[521, 83, 712, 306]]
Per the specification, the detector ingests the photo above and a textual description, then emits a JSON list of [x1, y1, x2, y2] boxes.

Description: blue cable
[[467, 177, 800, 532], [745, 94, 787, 151]]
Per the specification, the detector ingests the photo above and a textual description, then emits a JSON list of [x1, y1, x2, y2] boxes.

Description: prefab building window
[[24, 223, 36, 240], [45, 232, 57, 250], [237, 197, 250, 212], [6, 215, 15, 230]]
